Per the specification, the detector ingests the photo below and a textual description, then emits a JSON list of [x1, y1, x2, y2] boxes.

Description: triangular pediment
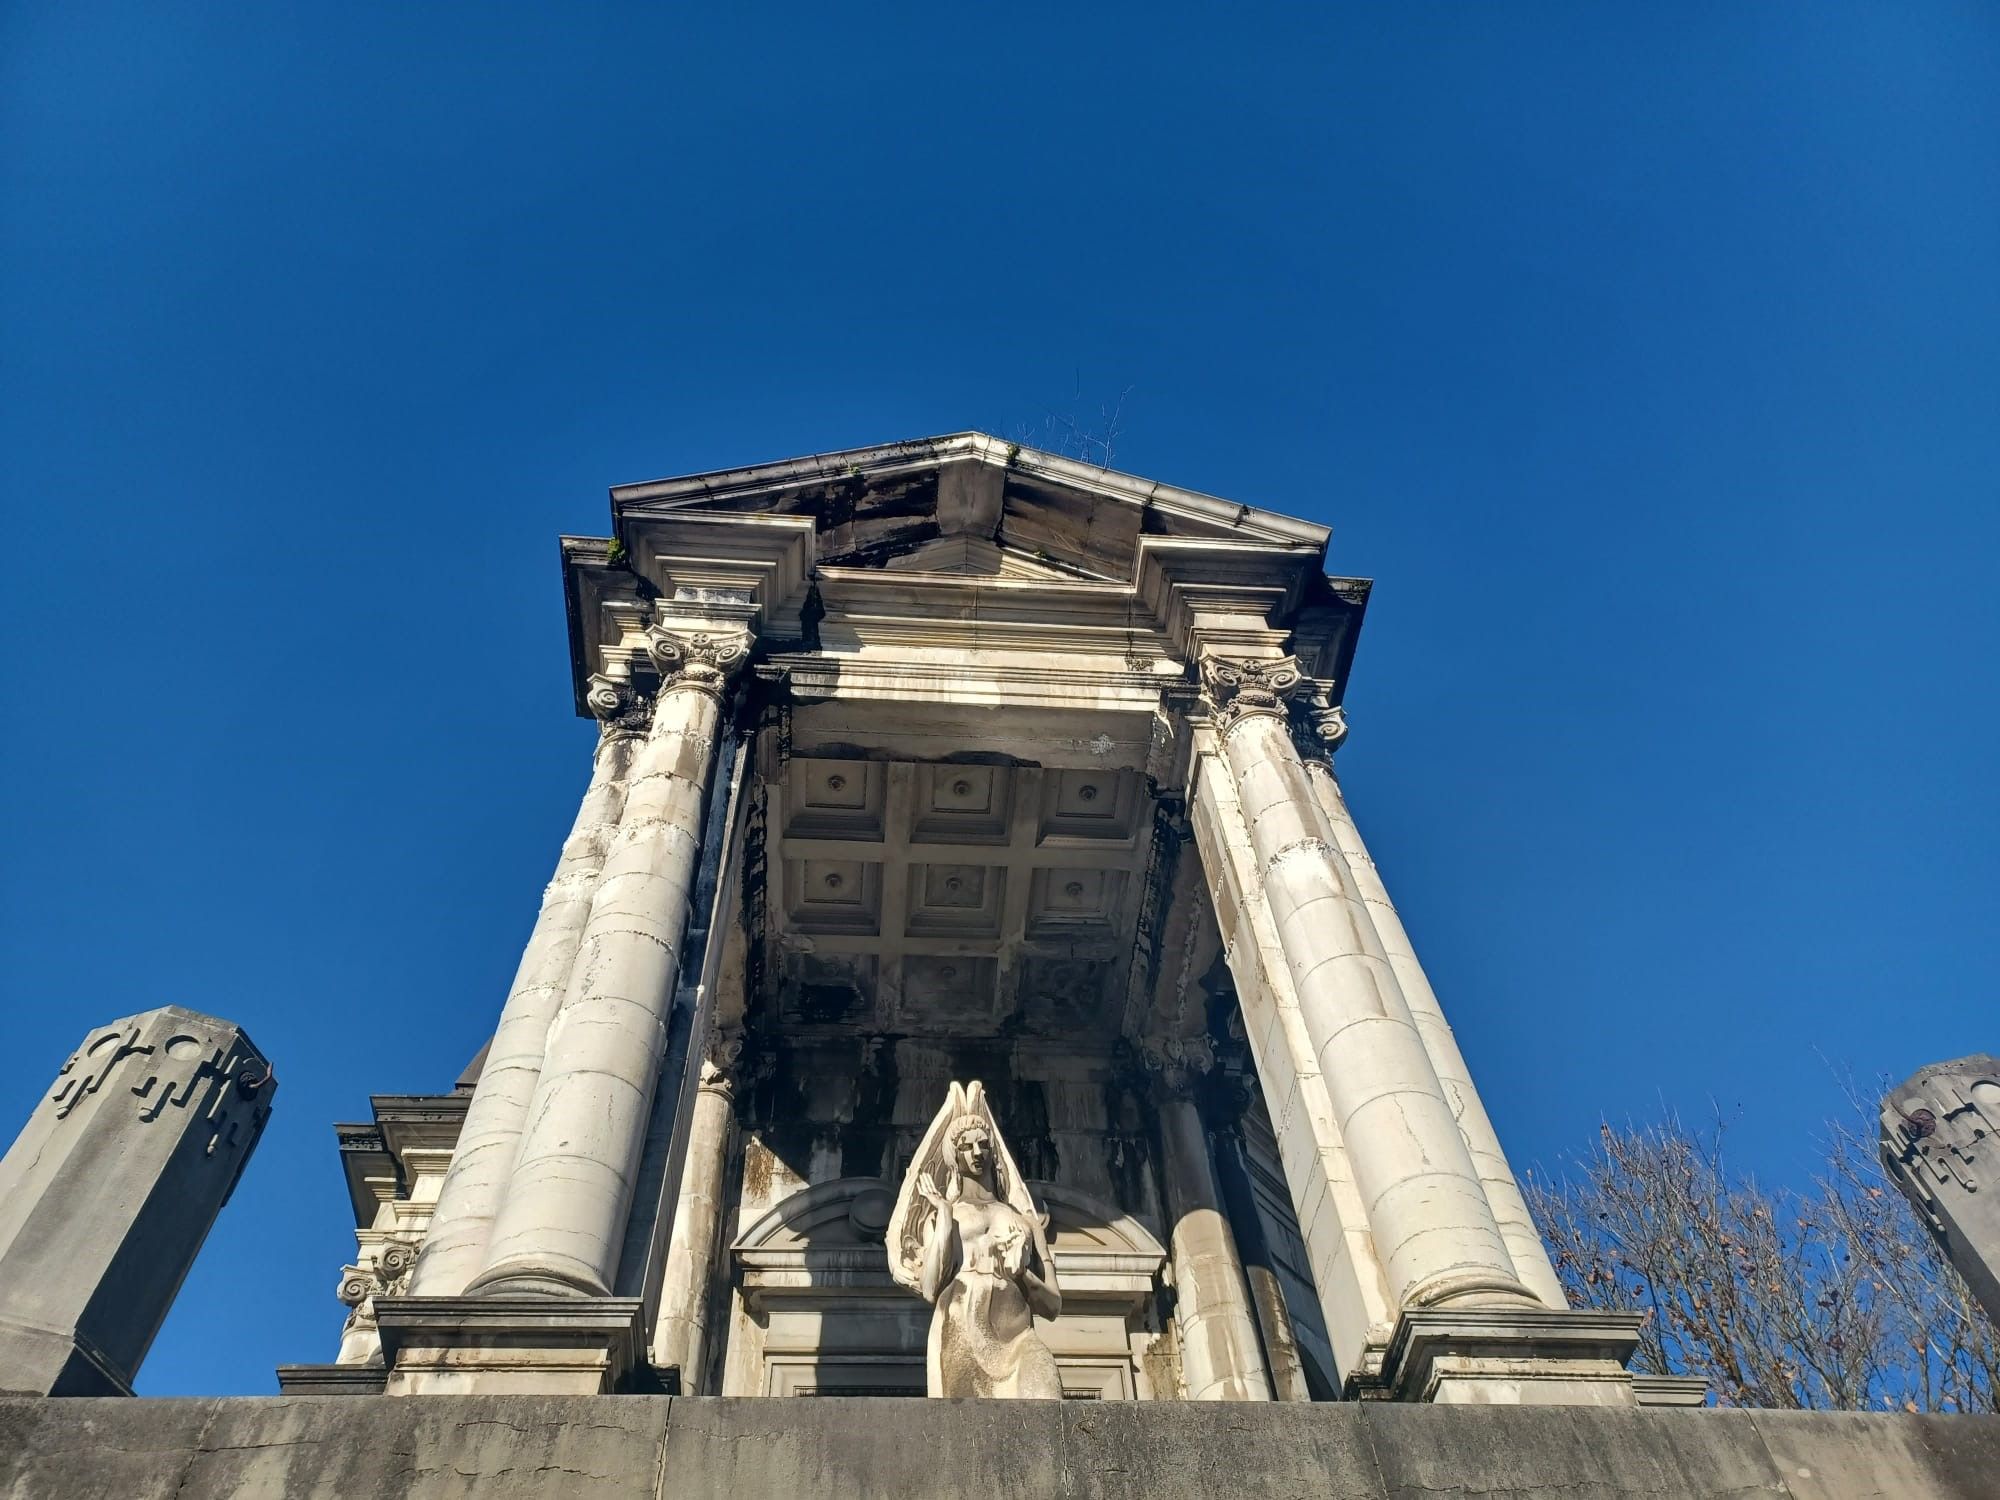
[[605, 432, 1328, 584], [879, 533, 1107, 580]]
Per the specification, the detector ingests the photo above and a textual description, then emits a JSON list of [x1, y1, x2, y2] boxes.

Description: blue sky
[[3, 4, 1996, 1396]]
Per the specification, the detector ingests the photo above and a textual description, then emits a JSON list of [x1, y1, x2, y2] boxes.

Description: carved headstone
[[0, 1005, 274, 1395], [1881, 1053, 2000, 1328]]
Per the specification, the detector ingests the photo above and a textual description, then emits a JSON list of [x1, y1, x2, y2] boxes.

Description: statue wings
[[886, 1079, 1042, 1295]]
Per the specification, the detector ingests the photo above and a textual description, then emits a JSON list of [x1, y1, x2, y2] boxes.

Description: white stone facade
[[293, 434, 1645, 1405]]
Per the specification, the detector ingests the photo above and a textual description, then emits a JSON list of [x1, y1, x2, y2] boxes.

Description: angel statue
[[886, 1081, 1063, 1398]]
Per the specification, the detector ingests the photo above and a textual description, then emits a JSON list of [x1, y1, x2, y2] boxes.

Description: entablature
[[561, 436, 1370, 721]]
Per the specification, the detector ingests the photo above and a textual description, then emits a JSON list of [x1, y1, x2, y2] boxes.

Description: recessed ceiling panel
[[906, 863, 1006, 939], [785, 857, 882, 936], [785, 758, 886, 842], [1025, 867, 1127, 942], [912, 764, 1013, 845], [1039, 769, 1140, 846]]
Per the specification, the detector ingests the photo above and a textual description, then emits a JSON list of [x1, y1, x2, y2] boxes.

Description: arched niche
[[724, 1177, 1170, 1398]]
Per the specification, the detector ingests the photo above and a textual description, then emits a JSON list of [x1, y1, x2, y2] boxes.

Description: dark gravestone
[[0, 1006, 274, 1395], [1881, 1053, 2000, 1329]]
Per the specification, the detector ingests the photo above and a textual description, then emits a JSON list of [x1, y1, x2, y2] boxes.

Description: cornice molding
[[559, 458, 1368, 719], [564, 514, 812, 714], [606, 432, 1330, 550]]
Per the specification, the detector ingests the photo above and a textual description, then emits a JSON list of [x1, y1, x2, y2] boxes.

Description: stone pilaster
[[1289, 696, 1567, 1311], [1198, 654, 1533, 1316], [466, 624, 750, 1303], [649, 1028, 741, 1391], [405, 677, 646, 1297], [1144, 1037, 1273, 1402]]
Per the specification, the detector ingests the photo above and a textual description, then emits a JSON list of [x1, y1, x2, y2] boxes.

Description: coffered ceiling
[[760, 756, 1158, 1040]]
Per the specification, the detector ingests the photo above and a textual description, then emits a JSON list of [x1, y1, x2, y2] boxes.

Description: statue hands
[[915, 1165, 960, 1212]]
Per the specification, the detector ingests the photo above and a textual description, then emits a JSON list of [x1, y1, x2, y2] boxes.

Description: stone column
[[1291, 697, 1567, 1311], [469, 624, 750, 1300], [406, 676, 648, 1297], [1148, 1043, 1273, 1401], [1198, 655, 1532, 1315], [649, 1031, 740, 1391], [1208, 1117, 1316, 1402], [0, 1006, 274, 1395]]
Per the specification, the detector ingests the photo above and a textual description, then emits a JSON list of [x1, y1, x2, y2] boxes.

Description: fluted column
[[1148, 1043, 1273, 1401], [407, 678, 648, 1296], [469, 624, 750, 1299], [1199, 655, 1532, 1314], [1293, 697, 1567, 1310], [649, 1030, 740, 1390]]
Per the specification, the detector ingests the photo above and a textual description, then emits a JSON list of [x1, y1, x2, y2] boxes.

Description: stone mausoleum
[[7, 435, 1995, 1497], [280, 432, 1657, 1406]]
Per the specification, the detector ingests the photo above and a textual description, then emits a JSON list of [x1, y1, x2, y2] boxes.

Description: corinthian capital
[[1290, 690, 1350, 763], [1198, 654, 1305, 731], [1139, 1033, 1216, 1098], [698, 1027, 745, 1099], [586, 673, 653, 740], [645, 623, 753, 701]]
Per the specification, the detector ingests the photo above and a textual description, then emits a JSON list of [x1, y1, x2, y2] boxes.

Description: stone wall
[[3, 1396, 1995, 1499]]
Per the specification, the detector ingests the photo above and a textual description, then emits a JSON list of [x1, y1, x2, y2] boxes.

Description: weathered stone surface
[[3, 1397, 1997, 1499], [0, 1006, 273, 1396], [1881, 1054, 2000, 1327], [186, 1394, 665, 1498]]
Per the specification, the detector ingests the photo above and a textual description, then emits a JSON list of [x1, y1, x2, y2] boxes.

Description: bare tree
[[1011, 377, 1133, 468], [1525, 1106, 1998, 1412]]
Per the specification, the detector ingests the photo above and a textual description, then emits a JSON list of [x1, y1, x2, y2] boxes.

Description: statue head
[[948, 1115, 995, 1184]]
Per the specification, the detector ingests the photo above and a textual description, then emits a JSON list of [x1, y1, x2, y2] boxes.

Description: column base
[[0, 1314, 134, 1397], [1631, 1373, 1712, 1408], [376, 1295, 645, 1395], [1349, 1308, 1646, 1407], [274, 1362, 389, 1396]]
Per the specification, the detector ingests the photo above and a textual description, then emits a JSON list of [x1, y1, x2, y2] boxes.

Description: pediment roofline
[[606, 431, 1330, 556], [560, 437, 1370, 715]]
